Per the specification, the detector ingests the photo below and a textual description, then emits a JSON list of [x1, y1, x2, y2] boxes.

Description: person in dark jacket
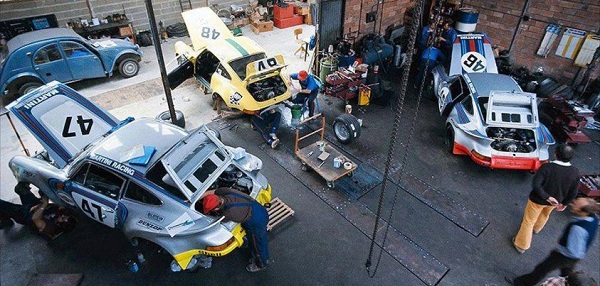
[[512, 144, 580, 253], [508, 197, 599, 286], [201, 188, 269, 272], [0, 182, 77, 239]]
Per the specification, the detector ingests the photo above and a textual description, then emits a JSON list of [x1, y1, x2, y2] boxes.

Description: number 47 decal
[[62, 116, 93, 137]]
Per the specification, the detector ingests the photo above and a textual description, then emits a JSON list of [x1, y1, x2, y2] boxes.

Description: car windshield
[[228, 53, 266, 80]]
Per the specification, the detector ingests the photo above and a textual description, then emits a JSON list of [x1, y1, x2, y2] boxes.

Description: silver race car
[[6, 81, 272, 271], [430, 34, 555, 171]]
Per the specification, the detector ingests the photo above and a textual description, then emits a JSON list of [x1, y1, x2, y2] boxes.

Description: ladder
[[179, 0, 192, 12]]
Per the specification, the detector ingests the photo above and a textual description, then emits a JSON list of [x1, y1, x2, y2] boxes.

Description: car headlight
[[9, 161, 21, 179]]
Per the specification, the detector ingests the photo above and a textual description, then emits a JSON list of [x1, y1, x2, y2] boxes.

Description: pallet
[[267, 197, 294, 231]]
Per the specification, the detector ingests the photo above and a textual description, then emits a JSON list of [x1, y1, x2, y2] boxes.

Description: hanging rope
[[365, 0, 426, 278]]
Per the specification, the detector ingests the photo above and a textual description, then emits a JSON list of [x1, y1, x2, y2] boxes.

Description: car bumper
[[454, 142, 543, 171]]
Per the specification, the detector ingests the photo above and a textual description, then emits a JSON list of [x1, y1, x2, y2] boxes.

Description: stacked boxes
[[273, 4, 303, 29]]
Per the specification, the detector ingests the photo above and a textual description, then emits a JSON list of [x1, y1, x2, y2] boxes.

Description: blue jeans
[[242, 201, 270, 268], [251, 111, 281, 144], [291, 90, 319, 117]]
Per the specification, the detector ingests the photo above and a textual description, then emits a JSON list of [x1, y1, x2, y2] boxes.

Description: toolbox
[[273, 4, 295, 19], [273, 15, 303, 29], [324, 68, 363, 101], [579, 174, 600, 197]]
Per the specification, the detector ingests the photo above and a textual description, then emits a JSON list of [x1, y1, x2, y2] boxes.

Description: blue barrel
[[456, 8, 479, 33]]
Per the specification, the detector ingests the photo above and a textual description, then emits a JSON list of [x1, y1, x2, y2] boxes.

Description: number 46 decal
[[62, 115, 93, 137], [461, 52, 487, 73]]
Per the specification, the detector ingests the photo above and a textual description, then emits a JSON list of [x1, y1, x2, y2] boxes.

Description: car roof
[[466, 73, 521, 98], [207, 36, 265, 62], [7, 28, 82, 52], [88, 118, 188, 174]]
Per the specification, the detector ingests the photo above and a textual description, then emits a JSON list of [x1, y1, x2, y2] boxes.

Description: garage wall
[[343, 0, 410, 40], [462, 0, 600, 84], [0, 0, 247, 33]]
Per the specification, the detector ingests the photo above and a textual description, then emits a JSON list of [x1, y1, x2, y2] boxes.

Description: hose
[[166, 23, 189, 37]]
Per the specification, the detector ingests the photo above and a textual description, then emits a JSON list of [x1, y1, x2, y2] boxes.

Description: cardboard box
[[274, 4, 295, 19], [274, 15, 303, 29], [304, 13, 312, 25], [119, 26, 133, 36], [251, 20, 273, 34], [295, 5, 310, 15]]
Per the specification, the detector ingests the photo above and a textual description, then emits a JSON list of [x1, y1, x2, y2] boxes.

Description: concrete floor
[[1, 23, 599, 286]]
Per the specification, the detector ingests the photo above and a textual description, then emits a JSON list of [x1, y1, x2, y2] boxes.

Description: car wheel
[[157, 110, 186, 128], [333, 114, 361, 144], [18, 82, 42, 96], [119, 58, 140, 78], [445, 125, 455, 154]]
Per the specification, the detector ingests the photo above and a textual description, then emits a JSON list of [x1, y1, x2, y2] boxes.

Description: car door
[[60, 41, 106, 80], [438, 75, 468, 117], [33, 43, 73, 83], [68, 162, 125, 228]]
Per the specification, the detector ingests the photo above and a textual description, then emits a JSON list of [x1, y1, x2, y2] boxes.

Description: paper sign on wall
[[537, 24, 561, 57], [555, 28, 586, 59], [574, 34, 600, 67]]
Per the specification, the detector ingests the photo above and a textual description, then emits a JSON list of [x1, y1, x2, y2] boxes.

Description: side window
[[73, 163, 90, 184], [61, 42, 90, 58], [34, 44, 62, 64], [461, 96, 474, 115], [124, 181, 162, 205], [84, 164, 125, 199], [215, 64, 231, 80]]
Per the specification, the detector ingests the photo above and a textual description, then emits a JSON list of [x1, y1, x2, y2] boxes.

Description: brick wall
[[343, 0, 411, 40], [0, 0, 245, 34], [463, 0, 600, 84]]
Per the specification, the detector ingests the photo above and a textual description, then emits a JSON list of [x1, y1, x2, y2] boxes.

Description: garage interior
[[1, 0, 599, 285]]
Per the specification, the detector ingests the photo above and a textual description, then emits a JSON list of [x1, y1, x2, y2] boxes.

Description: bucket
[[290, 104, 302, 126], [456, 8, 479, 33], [319, 57, 338, 83]]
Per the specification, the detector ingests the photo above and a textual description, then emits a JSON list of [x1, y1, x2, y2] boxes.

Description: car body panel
[[1, 28, 141, 98], [431, 37, 554, 171], [171, 8, 291, 114], [7, 81, 273, 270]]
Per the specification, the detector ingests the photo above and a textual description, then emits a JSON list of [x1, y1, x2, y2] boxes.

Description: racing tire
[[157, 110, 186, 128], [445, 125, 455, 154], [333, 114, 361, 144], [18, 82, 43, 96], [119, 58, 140, 78]]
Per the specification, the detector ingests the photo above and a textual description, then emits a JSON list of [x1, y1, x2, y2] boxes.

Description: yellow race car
[[168, 7, 291, 115]]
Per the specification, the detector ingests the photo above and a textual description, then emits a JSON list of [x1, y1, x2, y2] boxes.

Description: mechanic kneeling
[[201, 187, 270, 272], [251, 106, 282, 149]]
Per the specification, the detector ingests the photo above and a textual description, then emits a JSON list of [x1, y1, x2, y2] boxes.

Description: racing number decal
[[438, 87, 450, 112], [62, 115, 93, 137], [81, 198, 104, 222], [255, 58, 278, 72], [201, 27, 220, 40], [461, 52, 487, 73]]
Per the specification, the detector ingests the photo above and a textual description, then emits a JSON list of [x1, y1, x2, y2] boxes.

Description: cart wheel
[[301, 164, 308, 171], [327, 181, 335, 188], [348, 171, 354, 177]]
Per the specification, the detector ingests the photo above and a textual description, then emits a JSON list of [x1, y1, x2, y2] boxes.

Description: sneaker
[[246, 263, 266, 273], [270, 138, 279, 149], [512, 237, 526, 254], [269, 133, 278, 140], [0, 219, 14, 230]]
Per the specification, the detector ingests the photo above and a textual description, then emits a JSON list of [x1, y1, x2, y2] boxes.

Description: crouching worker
[[251, 105, 282, 149], [0, 182, 77, 239], [289, 70, 320, 118], [202, 188, 269, 272]]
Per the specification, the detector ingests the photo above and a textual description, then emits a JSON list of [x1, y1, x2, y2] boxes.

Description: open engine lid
[[244, 54, 287, 84], [7, 81, 119, 168], [486, 91, 538, 128]]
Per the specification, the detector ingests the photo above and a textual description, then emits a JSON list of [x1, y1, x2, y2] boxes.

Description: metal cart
[[294, 114, 357, 188]]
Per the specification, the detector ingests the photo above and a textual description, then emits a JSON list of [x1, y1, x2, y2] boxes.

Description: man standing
[[0, 182, 77, 239], [202, 188, 269, 272], [289, 70, 320, 118], [437, 19, 457, 59], [419, 19, 437, 51], [513, 144, 580, 253], [510, 197, 599, 286]]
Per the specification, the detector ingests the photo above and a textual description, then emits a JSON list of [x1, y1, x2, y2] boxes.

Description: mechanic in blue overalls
[[414, 39, 446, 87], [251, 105, 282, 149], [202, 188, 269, 272], [289, 70, 320, 118], [437, 19, 457, 61]]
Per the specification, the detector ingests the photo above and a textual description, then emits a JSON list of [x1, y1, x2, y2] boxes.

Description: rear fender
[[8, 155, 68, 205]]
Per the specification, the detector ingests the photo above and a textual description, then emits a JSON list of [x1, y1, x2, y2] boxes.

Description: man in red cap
[[289, 70, 321, 118], [201, 188, 269, 272]]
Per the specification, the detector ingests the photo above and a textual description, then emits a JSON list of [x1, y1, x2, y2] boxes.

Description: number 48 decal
[[201, 27, 220, 40], [461, 52, 487, 73]]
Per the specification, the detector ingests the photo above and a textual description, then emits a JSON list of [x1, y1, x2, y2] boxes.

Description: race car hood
[[449, 34, 498, 76], [244, 54, 287, 84], [181, 7, 234, 51], [6, 81, 119, 168], [486, 91, 538, 128]]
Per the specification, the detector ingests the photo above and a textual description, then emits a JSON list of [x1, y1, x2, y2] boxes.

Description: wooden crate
[[267, 197, 294, 231], [119, 26, 133, 36], [251, 20, 273, 34]]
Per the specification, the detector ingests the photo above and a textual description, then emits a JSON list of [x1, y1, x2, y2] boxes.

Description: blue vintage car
[[0, 28, 142, 104]]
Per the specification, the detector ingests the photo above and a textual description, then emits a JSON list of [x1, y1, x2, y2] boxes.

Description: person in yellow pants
[[512, 144, 580, 253]]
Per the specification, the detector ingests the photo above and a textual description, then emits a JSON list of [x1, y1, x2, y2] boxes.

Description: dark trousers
[[415, 59, 436, 86], [251, 111, 281, 144], [514, 250, 579, 286], [242, 202, 269, 268], [291, 90, 318, 117], [0, 183, 39, 225]]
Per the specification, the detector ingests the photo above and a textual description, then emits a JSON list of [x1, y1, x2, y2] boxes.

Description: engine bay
[[487, 127, 537, 153], [209, 165, 254, 195], [247, 76, 287, 102]]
